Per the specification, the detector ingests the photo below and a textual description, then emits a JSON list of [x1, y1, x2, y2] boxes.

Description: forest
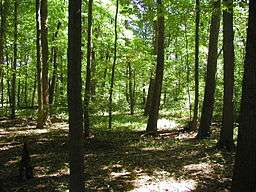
[[0, 0, 256, 191]]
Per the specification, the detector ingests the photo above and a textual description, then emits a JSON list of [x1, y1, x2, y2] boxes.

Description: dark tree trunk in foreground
[[146, 0, 165, 133], [68, 0, 84, 191], [191, 0, 200, 130], [217, 0, 235, 150], [10, 0, 18, 119], [197, 0, 221, 138], [84, 0, 93, 137], [231, 1, 256, 191], [108, 0, 118, 129]]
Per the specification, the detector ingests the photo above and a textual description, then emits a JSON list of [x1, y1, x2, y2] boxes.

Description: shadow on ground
[[0, 116, 234, 191]]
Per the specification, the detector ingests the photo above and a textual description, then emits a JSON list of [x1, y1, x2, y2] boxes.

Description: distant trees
[[146, 0, 165, 133], [197, 0, 221, 138], [231, 0, 256, 190], [67, 0, 85, 191]]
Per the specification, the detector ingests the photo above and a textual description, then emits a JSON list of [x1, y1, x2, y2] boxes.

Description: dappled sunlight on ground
[[0, 116, 234, 191]]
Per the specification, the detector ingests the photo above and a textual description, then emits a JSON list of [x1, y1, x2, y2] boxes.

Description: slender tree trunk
[[191, 0, 200, 130], [197, 0, 221, 138], [68, 0, 84, 191], [24, 59, 28, 107], [37, 0, 49, 128], [10, 0, 18, 119], [217, 0, 235, 150], [0, 0, 5, 109], [36, 0, 43, 125], [84, 0, 93, 136], [108, 0, 118, 129], [31, 72, 37, 107], [17, 78, 20, 108], [49, 21, 61, 106], [146, 0, 165, 133], [185, 24, 192, 122], [90, 50, 96, 96], [231, 1, 256, 190], [128, 62, 135, 115]]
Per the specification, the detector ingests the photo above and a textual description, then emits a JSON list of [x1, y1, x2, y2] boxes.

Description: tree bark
[[146, 0, 165, 133], [108, 0, 119, 129], [84, 0, 93, 137], [10, 0, 18, 119], [68, 0, 85, 191], [217, 0, 235, 150], [197, 0, 221, 138], [36, 0, 43, 126], [49, 21, 61, 106], [0, 0, 5, 109], [231, 1, 256, 191], [37, 0, 49, 128], [144, 76, 155, 116], [191, 0, 200, 130]]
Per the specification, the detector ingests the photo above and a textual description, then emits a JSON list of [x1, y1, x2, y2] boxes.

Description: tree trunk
[[49, 21, 61, 106], [83, 0, 93, 136], [191, 0, 200, 130], [146, 0, 165, 133], [0, 0, 5, 109], [90, 50, 96, 96], [217, 0, 235, 150], [36, 0, 43, 125], [185, 24, 192, 122], [37, 0, 49, 128], [10, 0, 18, 119], [197, 0, 221, 139], [144, 76, 155, 116], [68, 0, 84, 191], [108, 0, 118, 129], [128, 62, 135, 115], [231, 1, 256, 191], [31, 72, 37, 107]]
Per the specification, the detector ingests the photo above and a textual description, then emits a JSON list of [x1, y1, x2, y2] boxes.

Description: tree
[[146, 0, 165, 133], [84, 0, 93, 137], [0, 0, 6, 110], [68, 0, 85, 191], [197, 0, 221, 138], [191, 0, 200, 130], [217, 0, 235, 150], [36, 0, 43, 126], [108, 0, 119, 129], [10, 0, 18, 119], [37, 0, 49, 128], [49, 21, 61, 106], [231, 1, 256, 191]]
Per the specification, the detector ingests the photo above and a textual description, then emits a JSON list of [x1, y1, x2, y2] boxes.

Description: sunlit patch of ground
[[157, 118, 179, 130], [131, 173, 197, 192]]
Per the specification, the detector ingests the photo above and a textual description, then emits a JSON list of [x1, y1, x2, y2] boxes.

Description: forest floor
[[0, 114, 234, 192]]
